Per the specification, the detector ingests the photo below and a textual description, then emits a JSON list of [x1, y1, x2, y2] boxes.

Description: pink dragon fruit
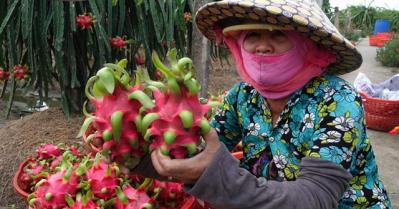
[[76, 14, 94, 30], [37, 144, 62, 159], [0, 67, 10, 81], [115, 185, 153, 209], [78, 59, 152, 170], [140, 49, 215, 158], [29, 168, 80, 209], [68, 199, 99, 209], [110, 37, 133, 49], [86, 158, 120, 200], [13, 64, 29, 80], [150, 180, 185, 208]]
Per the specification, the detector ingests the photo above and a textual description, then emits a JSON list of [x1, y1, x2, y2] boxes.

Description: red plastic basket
[[369, 35, 379, 46], [13, 159, 32, 198], [360, 92, 399, 131]]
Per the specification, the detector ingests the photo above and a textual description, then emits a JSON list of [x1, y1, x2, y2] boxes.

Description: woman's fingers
[[203, 128, 221, 153], [150, 128, 221, 184]]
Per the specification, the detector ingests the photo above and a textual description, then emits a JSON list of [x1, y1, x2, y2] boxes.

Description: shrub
[[376, 35, 399, 68], [344, 32, 361, 41]]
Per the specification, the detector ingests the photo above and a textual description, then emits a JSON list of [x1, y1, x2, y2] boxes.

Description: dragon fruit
[[0, 67, 10, 81], [140, 49, 216, 158], [78, 59, 152, 170], [68, 199, 99, 209], [86, 158, 120, 200], [110, 37, 132, 49], [37, 144, 62, 159], [29, 168, 80, 209], [13, 64, 29, 80], [150, 180, 185, 209], [115, 185, 153, 209], [65, 192, 100, 209], [76, 14, 94, 30]]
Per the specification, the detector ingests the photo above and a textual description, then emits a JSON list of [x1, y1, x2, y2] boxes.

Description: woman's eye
[[245, 32, 261, 40], [271, 31, 285, 38]]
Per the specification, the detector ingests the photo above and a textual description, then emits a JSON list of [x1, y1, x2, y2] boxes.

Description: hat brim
[[195, 0, 363, 75]]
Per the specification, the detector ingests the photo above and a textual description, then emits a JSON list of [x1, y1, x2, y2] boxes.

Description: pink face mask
[[239, 31, 307, 86], [214, 28, 337, 99]]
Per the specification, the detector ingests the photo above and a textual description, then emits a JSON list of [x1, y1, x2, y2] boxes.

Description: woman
[[147, 0, 392, 208]]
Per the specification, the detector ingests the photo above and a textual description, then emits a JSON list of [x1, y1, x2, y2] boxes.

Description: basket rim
[[359, 91, 399, 104], [13, 158, 33, 198]]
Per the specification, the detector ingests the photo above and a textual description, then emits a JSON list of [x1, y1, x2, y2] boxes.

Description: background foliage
[[376, 35, 399, 68], [0, 0, 192, 117]]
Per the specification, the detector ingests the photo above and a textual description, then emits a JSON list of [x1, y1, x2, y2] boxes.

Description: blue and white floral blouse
[[210, 75, 392, 209]]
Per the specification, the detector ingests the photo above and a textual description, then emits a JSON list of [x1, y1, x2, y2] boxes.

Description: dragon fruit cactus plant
[[78, 59, 153, 170], [139, 49, 218, 158]]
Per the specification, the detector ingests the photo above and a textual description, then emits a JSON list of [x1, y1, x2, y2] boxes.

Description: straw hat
[[195, 0, 363, 75]]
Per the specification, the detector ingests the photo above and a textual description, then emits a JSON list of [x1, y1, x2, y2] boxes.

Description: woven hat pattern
[[195, 0, 363, 75]]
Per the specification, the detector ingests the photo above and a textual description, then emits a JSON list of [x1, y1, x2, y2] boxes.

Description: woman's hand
[[150, 128, 221, 184]]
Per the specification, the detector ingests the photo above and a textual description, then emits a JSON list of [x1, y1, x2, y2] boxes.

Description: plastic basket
[[360, 92, 399, 131], [369, 36, 379, 46], [13, 159, 32, 198]]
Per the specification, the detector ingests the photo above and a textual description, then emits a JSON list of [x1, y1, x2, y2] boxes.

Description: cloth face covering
[[239, 31, 306, 86], [215, 29, 337, 99]]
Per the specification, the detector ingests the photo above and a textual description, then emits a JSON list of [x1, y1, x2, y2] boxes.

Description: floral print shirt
[[210, 75, 392, 209]]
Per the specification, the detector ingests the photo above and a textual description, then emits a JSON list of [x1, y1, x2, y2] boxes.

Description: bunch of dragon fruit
[[139, 49, 218, 159], [0, 67, 10, 81], [78, 49, 219, 161], [77, 59, 153, 171], [20, 150, 188, 209]]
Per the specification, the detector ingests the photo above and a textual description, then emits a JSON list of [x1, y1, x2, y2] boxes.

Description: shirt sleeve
[[210, 83, 243, 151], [185, 144, 352, 209], [307, 85, 365, 170]]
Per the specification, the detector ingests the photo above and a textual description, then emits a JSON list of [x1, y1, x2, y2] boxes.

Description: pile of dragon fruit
[[16, 49, 220, 208], [17, 143, 188, 209]]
